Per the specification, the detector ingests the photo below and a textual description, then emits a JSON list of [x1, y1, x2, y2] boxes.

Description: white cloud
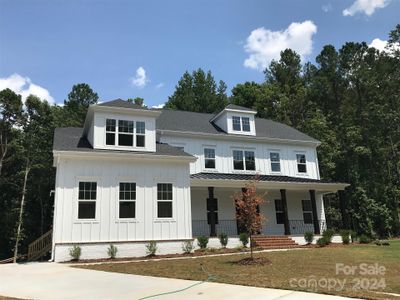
[[243, 20, 317, 71], [369, 38, 400, 52], [343, 0, 390, 16], [155, 82, 164, 89], [130, 67, 149, 87], [152, 103, 165, 109], [0, 73, 55, 104], [322, 3, 333, 12]]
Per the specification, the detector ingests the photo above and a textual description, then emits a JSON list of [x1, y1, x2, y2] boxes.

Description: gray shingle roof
[[53, 127, 193, 157], [98, 99, 149, 110], [225, 104, 257, 112], [191, 173, 342, 184], [157, 109, 319, 143]]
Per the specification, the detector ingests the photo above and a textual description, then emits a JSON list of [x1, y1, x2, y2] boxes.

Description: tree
[[63, 83, 98, 126], [233, 177, 266, 259], [165, 69, 228, 113], [127, 97, 145, 107], [0, 89, 23, 175]]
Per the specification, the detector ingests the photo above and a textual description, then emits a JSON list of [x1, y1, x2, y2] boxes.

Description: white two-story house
[[50, 99, 348, 261]]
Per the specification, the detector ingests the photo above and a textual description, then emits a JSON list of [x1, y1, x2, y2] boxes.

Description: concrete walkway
[[0, 262, 357, 300]]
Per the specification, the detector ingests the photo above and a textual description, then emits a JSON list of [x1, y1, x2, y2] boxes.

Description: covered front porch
[[190, 173, 348, 237]]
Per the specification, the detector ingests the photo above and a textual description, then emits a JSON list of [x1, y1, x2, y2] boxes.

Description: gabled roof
[[157, 109, 319, 144], [98, 99, 149, 110], [225, 103, 257, 112], [53, 127, 193, 157]]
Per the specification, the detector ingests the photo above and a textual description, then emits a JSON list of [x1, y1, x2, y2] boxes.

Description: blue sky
[[0, 0, 399, 107]]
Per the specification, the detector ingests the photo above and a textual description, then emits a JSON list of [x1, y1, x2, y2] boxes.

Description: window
[[244, 151, 255, 170], [233, 150, 255, 171], [78, 182, 97, 219], [136, 121, 145, 147], [106, 119, 116, 145], [119, 182, 136, 219], [274, 199, 284, 224], [302, 200, 313, 224], [232, 116, 241, 131], [270, 152, 281, 172], [233, 150, 244, 170], [296, 154, 307, 173], [242, 117, 250, 132], [204, 148, 216, 169], [157, 183, 173, 218], [118, 120, 134, 146]]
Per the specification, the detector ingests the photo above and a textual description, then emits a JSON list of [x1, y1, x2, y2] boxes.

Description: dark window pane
[[136, 121, 145, 134], [204, 148, 215, 159], [78, 202, 96, 219], [276, 212, 285, 224], [119, 183, 136, 200], [106, 119, 116, 132], [232, 116, 241, 131], [298, 163, 307, 173], [136, 135, 145, 147], [245, 151, 255, 170], [79, 182, 84, 191], [302, 200, 312, 212], [271, 162, 281, 172], [119, 201, 135, 218], [303, 212, 313, 224], [157, 202, 172, 218], [106, 133, 115, 145], [297, 154, 306, 163], [205, 159, 215, 169], [157, 183, 172, 200], [233, 150, 244, 170], [274, 199, 283, 212], [118, 134, 133, 146], [78, 191, 84, 200], [242, 117, 250, 132]]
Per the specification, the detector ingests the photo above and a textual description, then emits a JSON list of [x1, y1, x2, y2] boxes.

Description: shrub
[[69, 245, 81, 261], [239, 233, 249, 247], [316, 237, 329, 247], [304, 231, 314, 244], [350, 231, 357, 243], [218, 233, 229, 248], [146, 241, 158, 256], [359, 234, 371, 244], [322, 229, 335, 244], [197, 236, 209, 249], [182, 240, 194, 254], [340, 230, 351, 245], [107, 244, 118, 259], [381, 240, 390, 246]]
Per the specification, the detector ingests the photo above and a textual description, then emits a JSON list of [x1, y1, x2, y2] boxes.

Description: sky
[[0, 0, 399, 107]]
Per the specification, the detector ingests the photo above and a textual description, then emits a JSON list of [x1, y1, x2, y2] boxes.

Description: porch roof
[[190, 172, 349, 193]]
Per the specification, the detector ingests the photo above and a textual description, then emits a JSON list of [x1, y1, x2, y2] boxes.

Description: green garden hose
[[138, 263, 217, 299]]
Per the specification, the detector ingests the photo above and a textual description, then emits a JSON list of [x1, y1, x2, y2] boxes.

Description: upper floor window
[[136, 121, 145, 147], [232, 116, 241, 131], [118, 120, 134, 146], [78, 182, 97, 219], [233, 150, 255, 171], [157, 183, 173, 218], [242, 117, 250, 132], [296, 154, 307, 173], [119, 182, 136, 219], [106, 119, 116, 145], [204, 148, 216, 169], [270, 152, 281, 172]]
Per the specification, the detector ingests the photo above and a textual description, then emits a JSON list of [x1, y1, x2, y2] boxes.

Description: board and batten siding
[[159, 135, 320, 179], [52, 157, 192, 245]]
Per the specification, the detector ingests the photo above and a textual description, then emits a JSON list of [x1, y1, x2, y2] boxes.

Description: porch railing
[[192, 219, 327, 237]]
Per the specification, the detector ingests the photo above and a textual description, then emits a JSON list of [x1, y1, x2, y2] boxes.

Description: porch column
[[309, 189, 321, 234], [280, 189, 291, 235], [207, 187, 217, 237]]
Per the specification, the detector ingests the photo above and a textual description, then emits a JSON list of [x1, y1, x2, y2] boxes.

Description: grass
[[78, 240, 400, 299]]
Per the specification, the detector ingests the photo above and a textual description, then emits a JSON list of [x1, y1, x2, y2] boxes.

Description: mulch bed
[[233, 256, 272, 266]]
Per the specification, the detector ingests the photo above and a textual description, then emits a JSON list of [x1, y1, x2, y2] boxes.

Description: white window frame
[[295, 152, 308, 175], [117, 120, 135, 147], [242, 117, 250, 132], [74, 176, 100, 223], [268, 150, 282, 174], [203, 147, 216, 170], [232, 149, 256, 172], [156, 183, 174, 220], [105, 119, 116, 146], [118, 182, 137, 221], [103, 117, 147, 149], [232, 116, 241, 131], [135, 121, 145, 147]]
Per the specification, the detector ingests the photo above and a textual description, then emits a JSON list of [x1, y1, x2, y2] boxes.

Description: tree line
[[0, 25, 399, 260]]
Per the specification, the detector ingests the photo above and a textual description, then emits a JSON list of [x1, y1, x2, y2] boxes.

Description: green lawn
[[78, 240, 400, 299]]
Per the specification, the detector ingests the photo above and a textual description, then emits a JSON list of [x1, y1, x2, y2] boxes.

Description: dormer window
[[232, 116, 241, 131], [242, 117, 250, 132], [118, 120, 134, 146], [106, 119, 116, 145], [136, 121, 145, 147]]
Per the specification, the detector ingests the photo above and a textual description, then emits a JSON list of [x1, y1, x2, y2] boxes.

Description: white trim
[[116, 179, 137, 222], [209, 107, 257, 123], [74, 177, 101, 223], [267, 149, 282, 175]]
